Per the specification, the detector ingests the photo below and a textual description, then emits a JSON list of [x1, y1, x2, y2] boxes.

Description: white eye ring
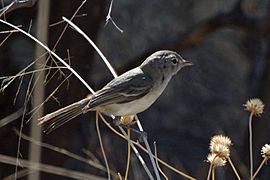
[[172, 58, 178, 65]]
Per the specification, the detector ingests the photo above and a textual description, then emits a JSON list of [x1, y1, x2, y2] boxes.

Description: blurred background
[[0, 0, 270, 179]]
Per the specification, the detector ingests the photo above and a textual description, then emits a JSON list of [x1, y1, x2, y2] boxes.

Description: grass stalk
[[227, 157, 241, 180], [249, 112, 254, 178], [96, 112, 111, 180], [252, 157, 268, 179], [124, 129, 131, 180], [207, 162, 213, 180]]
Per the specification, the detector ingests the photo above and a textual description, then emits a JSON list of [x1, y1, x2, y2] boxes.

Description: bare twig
[[0, 154, 106, 180], [0, 28, 21, 34], [0, 19, 95, 93], [227, 157, 241, 180], [207, 162, 213, 180], [96, 112, 111, 180], [0, 0, 37, 17], [13, 73, 24, 105], [0, 52, 48, 93], [27, 0, 50, 179], [212, 167, 215, 180], [62, 16, 118, 78], [49, 14, 87, 27], [154, 142, 168, 180], [52, 0, 87, 50], [45, 0, 88, 84], [0, 67, 68, 81], [0, 108, 24, 128], [26, 73, 72, 123], [117, 173, 123, 180], [13, 129, 119, 177], [97, 113, 154, 179], [124, 128, 131, 180], [105, 0, 123, 33], [98, 113, 196, 180], [15, 99, 27, 179], [118, 126, 154, 180], [0, 1, 15, 17], [0, 31, 14, 46], [3, 169, 31, 180], [249, 112, 254, 178], [252, 157, 269, 179], [135, 115, 161, 180]]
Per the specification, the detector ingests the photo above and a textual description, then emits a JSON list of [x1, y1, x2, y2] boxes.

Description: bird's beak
[[182, 59, 193, 67]]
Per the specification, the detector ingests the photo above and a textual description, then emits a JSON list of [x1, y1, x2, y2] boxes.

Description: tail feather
[[42, 108, 83, 134], [38, 98, 89, 133]]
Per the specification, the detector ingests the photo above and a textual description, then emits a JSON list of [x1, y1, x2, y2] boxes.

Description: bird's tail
[[38, 98, 90, 134]]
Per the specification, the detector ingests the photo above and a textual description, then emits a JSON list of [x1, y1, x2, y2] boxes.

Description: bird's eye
[[172, 58, 178, 65]]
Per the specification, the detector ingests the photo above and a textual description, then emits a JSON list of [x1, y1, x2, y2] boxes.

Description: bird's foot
[[113, 116, 147, 142]]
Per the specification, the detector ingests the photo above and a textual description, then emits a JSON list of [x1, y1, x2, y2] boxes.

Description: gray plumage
[[38, 50, 192, 133]]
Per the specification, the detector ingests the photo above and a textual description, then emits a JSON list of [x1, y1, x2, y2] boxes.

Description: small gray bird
[[38, 50, 192, 133]]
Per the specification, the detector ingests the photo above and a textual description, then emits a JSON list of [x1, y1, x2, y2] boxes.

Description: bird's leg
[[113, 116, 147, 141], [112, 116, 122, 126], [126, 126, 148, 142]]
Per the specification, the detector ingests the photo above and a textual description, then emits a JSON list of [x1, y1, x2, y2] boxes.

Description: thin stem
[[105, 0, 123, 33], [0, 19, 95, 94], [15, 105, 27, 180], [0, 1, 14, 17], [227, 157, 241, 180], [0, 31, 13, 46], [0, 154, 104, 180], [98, 113, 196, 180], [154, 142, 168, 180], [252, 157, 268, 179], [62, 17, 118, 78], [118, 173, 123, 180], [96, 112, 111, 180], [212, 167, 215, 180], [0, 108, 24, 128], [124, 129, 131, 180], [249, 112, 254, 179], [207, 162, 213, 180], [14, 129, 112, 175], [118, 126, 154, 180], [143, 137, 161, 180], [135, 115, 161, 180]]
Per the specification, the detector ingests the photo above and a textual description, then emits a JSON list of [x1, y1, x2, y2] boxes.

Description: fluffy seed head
[[261, 144, 270, 158], [210, 135, 232, 147], [207, 153, 227, 167], [210, 144, 230, 158], [209, 135, 231, 159], [244, 98, 264, 116]]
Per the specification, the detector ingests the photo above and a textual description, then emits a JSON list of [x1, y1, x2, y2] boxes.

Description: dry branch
[[0, 154, 106, 180], [0, 0, 37, 17]]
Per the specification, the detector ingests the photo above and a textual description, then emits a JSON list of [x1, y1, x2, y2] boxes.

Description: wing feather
[[87, 71, 153, 108]]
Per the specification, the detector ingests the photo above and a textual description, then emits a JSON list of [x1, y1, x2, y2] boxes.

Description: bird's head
[[141, 50, 192, 79]]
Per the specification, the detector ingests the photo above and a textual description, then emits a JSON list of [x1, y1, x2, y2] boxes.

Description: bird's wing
[[87, 71, 154, 108]]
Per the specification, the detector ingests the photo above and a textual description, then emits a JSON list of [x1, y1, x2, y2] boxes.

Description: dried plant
[[244, 98, 264, 116], [244, 98, 264, 179]]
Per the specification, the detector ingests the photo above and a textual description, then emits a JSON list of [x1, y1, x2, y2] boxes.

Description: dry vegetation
[[0, 0, 269, 180]]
